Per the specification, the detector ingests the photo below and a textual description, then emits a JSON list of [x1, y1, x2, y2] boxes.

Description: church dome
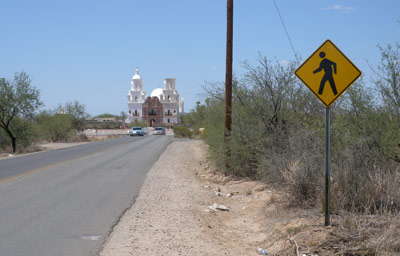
[[150, 88, 164, 99], [132, 69, 141, 80]]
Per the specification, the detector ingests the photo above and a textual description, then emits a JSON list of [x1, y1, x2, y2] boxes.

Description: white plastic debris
[[204, 208, 215, 213], [257, 248, 268, 255], [211, 203, 230, 211], [215, 191, 223, 196]]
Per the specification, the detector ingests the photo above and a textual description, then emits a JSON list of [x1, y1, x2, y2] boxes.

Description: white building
[[126, 69, 147, 123], [126, 69, 184, 126]]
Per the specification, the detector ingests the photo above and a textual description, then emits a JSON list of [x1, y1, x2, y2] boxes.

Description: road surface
[[0, 135, 171, 256]]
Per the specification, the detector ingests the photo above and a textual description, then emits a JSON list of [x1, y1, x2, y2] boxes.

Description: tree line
[[0, 72, 126, 153], [0, 71, 89, 153]]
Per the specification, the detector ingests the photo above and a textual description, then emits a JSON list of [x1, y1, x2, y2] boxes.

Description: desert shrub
[[197, 57, 325, 194], [57, 101, 88, 131], [68, 133, 90, 142], [173, 126, 192, 138], [0, 117, 37, 153], [129, 120, 148, 128], [12, 118, 37, 152], [188, 45, 400, 214], [277, 127, 324, 203], [336, 212, 400, 255], [329, 73, 400, 213], [36, 111, 75, 142], [196, 88, 226, 169], [94, 122, 111, 129]]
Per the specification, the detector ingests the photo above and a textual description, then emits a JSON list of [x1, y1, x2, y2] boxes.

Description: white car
[[153, 127, 166, 135], [129, 126, 145, 136]]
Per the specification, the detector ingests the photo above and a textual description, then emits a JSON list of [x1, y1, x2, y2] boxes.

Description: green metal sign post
[[325, 107, 331, 226]]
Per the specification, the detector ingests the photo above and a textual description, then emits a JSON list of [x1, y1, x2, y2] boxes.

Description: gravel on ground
[[99, 139, 288, 256], [100, 139, 232, 255]]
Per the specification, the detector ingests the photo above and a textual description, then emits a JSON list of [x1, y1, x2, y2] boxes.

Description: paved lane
[[0, 135, 171, 256], [0, 137, 136, 181]]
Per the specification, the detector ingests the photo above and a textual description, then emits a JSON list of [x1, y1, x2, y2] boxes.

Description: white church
[[126, 69, 184, 127]]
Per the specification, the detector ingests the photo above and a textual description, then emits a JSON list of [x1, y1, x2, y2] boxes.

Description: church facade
[[126, 69, 184, 127]]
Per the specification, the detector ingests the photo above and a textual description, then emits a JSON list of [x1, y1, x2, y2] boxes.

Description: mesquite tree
[[0, 71, 42, 152]]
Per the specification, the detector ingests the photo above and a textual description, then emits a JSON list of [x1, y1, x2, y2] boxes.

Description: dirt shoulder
[[0, 142, 90, 160], [99, 139, 340, 256], [0, 131, 120, 160], [100, 139, 229, 255]]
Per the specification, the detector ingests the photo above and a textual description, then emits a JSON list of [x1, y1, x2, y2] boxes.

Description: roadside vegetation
[[184, 43, 400, 254], [90, 112, 130, 129], [173, 125, 192, 138], [128, 119, 148, 128], [0, 72, 42, 153], [0, 72, 96, 153]]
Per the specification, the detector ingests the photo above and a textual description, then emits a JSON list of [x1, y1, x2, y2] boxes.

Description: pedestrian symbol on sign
[[313, 51, 337, 95], [295, 39, 361, 107]]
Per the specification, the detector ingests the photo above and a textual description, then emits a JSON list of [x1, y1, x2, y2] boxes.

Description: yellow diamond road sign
[[295, 39, 361, 107]]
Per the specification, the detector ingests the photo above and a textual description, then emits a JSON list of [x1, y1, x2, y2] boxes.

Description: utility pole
[[224, 0, 233, 141]]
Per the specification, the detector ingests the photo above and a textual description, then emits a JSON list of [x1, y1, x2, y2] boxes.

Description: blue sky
[[1, 0, 399, 116]]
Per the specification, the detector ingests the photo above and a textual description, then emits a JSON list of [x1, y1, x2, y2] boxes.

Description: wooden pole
[[224, 0, 233, 141]]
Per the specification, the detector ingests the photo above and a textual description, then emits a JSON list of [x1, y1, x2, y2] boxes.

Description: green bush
[[0, 117, 38, 153], [36, 111, 75, 142], [173, 126, 192, 138]]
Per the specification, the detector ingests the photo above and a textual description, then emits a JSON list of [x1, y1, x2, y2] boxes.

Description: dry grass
[[281, 159, 321, 206], [0, 134, 120, 157], [81, 134, 119, 142], [257, 201, 400, 255], [312, 212, 400, 255], [0, 144, 44, 155], [67, 133, 90, 142]]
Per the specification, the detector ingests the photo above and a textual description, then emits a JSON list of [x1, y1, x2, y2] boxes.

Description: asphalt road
[[0, 135, 172, 256]]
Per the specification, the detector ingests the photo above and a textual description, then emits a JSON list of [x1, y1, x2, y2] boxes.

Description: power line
[[273, 0, 298, 61]]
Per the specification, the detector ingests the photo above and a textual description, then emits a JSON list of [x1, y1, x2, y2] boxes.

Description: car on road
[[129, 126, 145, 136], [153, 127, 166, 135]]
